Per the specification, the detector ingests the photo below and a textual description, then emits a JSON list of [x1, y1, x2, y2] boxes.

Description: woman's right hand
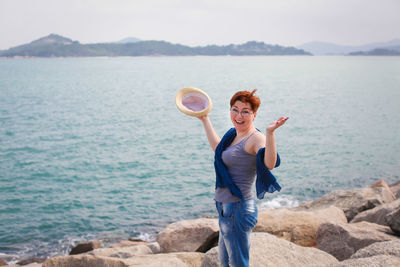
[[197, 114, 208, 122]]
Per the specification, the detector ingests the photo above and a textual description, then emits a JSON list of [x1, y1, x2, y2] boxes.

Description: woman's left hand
[[267, 117, 289, 134]]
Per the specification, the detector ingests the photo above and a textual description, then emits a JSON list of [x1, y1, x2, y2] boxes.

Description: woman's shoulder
[[252, 130, 265, 142], [245, 130, 265, 155]]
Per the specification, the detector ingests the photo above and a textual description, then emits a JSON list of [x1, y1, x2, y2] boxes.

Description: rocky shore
[[1, 180, 399, 267]]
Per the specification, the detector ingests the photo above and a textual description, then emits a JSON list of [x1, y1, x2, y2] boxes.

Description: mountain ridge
[[0, 34, 311, 57], [297, 39, 400, 55]]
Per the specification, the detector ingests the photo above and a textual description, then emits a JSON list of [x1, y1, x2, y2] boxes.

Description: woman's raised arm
[[198, 115, 221, 152], [264, 116, 289, 170]]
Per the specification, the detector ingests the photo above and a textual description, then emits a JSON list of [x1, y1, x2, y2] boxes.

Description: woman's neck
[[236, 126, 255, 139]]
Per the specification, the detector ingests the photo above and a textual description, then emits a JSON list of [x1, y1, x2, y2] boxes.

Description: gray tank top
[[214, 132, 257, 203]]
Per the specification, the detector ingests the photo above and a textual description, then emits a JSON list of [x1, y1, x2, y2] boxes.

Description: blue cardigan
[[214, 128, 281, 200]]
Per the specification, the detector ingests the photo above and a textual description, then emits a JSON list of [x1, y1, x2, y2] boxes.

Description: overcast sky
[[1, 0, 399, 50]]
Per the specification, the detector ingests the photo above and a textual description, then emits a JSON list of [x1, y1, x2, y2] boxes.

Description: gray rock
[[316, 221, 398, 261], [389, 181, 400, 198], [110, 240, 147, 248], [296, 187, 395, 221], [351, 198, 400, 225], [88, 244, 153, 258], [69, 240, 101, 255], [156, 218, 219, 253], [201, 232, 338, 267], [386, 208, 400, 235], [351, 240, 400, 259], [329, 255, 400, 267], [107, 240, 161, 254], [147, 242, 161, 254], [201, 248, 219, 267], [371, 180, 396, 199]]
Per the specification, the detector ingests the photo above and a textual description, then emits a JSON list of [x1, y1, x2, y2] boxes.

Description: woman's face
[[230, 100, 256, 131]]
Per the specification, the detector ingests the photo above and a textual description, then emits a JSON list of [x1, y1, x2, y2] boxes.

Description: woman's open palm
[[267, 117, 289, 133]]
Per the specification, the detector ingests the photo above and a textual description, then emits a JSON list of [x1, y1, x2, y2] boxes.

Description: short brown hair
[[230, 89, 260, 112]]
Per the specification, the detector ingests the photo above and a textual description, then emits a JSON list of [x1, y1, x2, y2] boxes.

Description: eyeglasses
[[230, 108, 253, 117]]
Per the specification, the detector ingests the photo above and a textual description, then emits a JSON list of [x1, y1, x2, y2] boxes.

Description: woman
[[198, 89, 288, 267]]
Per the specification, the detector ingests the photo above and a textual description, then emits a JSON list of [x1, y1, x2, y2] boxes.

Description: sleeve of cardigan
[[256, 147, 282, 199]]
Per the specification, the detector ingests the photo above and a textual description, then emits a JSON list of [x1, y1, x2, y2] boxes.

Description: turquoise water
[[1, 56, 399, 262]]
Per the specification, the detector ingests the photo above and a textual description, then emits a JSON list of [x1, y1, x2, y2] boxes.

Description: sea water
[[0, 56, 399, 262]]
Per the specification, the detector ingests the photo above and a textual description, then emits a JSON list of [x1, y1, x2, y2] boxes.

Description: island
[[0, 34, 312, 57]]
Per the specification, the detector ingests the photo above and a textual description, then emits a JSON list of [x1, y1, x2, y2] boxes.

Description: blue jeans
[[216, 199, 258, 267]]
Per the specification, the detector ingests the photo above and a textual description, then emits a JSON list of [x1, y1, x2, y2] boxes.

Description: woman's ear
[[253, 112, 257, 120]]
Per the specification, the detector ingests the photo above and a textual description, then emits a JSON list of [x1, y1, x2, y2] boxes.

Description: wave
[[258, 195, 300, 210]]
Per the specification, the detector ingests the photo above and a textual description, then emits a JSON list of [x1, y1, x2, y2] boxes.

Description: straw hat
[[175, 87, 212, 117]]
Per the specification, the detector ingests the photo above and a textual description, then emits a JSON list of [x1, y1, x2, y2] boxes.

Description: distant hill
[[0, 34, 311, 57], [115, 37, 141, 44], [29, 34, 76, 46], [0, 34, 82, 57], [349, 48, 400, 56], [297, 39, 400, 55], [348, 43, 400, 56], [390, 45, 400, 51], [192, 41, 310, 56]]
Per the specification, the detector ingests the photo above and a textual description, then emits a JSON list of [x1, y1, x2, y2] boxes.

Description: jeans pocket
[[221, 202, 234, 218], [217, 202, 235, 235], [238, 200, 258, 232]]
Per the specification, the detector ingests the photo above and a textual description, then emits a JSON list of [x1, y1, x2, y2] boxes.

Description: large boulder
[[389, 181, 400, 198], [386, 208, 400, 235], [201, 232, 338, 267], [316, 221, 398, 260], [156, 218, 219, 253], [350, 240, 400, 259], [254, 206, 346, 247], [295, 187, 395, 221], [88, 244, 154, 258], [328, 255, 400, 267], [350, 198, 400, 225], [124, 252, 204, 267], [109, 239, 161, 253], [371, 180, 396, 199], [69, 240, 101, 255], [110, 239, 147, 248], [43, 255, 129, 267]]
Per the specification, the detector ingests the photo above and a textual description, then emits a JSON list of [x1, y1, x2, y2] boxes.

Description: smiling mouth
[[235, 120, 244, 125]]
